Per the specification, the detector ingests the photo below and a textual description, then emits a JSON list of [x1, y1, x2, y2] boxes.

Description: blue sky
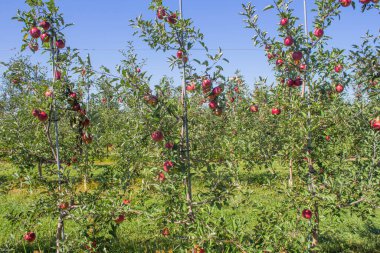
[[1, 0, 379, 88]]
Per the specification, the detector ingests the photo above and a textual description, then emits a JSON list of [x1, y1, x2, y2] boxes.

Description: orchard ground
[[0, 160, 379, 253]]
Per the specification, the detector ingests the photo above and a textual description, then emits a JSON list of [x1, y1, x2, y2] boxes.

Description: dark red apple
[[287, 79, 295, 87], [82, 118, 90, 127], [334, 64, 343, 73], [157, 7, 166, 19], [209, 100, 218, 110], [292, 51, 303, 61], [302, 209, 312, 219], [313, 28, 324, 38], [40, 33, 50, 43], [360, 0, 370, 3], [39, 20, 50, 31], [162, 227, 170, 237], [151, 131, 164, 142], [55, 39, 65, 49], [38, 111, 48, 122], [276, 59, 284, 66], [284, 36, 294, 46], [29, 27, 41, 39], [114, 214, 125, 224], [73, 103, 81, 111], [335, 84, 344, 93], [202, 79, 212, 89], [214, 108, 223, 116], [24, 232, 36, 242], [163, 160, 174, 172], [69, 92, 77, 99], [59, 202, 69, 210], [28, 42, 38, 52], [212, 86, 223, 96], [55, 70, 61, 80], [340, 0, 352, 7], [167, 13, 177, 24], [294, 77, 303, 87], [32, 109, 40, 117], [177, 50, 183, 59], [82, 133, 93, 144], [271, 108, 281, 115], [325, 135, 331, 141], [165, 142, 174, 149], [280, 18, 289, 26]]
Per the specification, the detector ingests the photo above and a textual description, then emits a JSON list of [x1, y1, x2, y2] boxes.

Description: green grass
[[0, 161, 379, 252]]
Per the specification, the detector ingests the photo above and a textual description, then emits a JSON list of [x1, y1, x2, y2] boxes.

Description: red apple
[[55, 70, 61, 80], [276, 59, 284, 66], [280, 18, 289, 26], [186, 83, 196, 92], [299, 64, 307, 71], [73, 103, 81, 111], [335, 84, 344, 93], [82, 133, 93, 144], [165, 142, 174, 149], [59, 202, 69, 210], [177, 50, 183, 59], [114, 214, 125, 224], [45, 90, 53, 97], [340, 0, 352, 7], [271, 108, 281, 115], [313, 28, 324, 38], [287, 79, 295, 87], [214, 108, 223, 116], [29, 27, 41, 39], [157, 7, 166, 19], [82, 118, 90, 127], [24, 232, 36, 242], [158, 172, 166, 182], [39, 20, 50, 31], [292, 51, 303, 61], [209, 100, 218, 110], [334, 64, 343, 73], [234, 86, 239, 92], [249, 105, 259, 112], [40, 33, 50, 43], [38, 111, 48, 122], [302, 209, 312, 219], [325, 135, 331, 141], [360, 0, 370, 3], [163, 160, 174, 172], [55, 39, 65, 49], [69, 92, 77, 99], [267, 53, 275, 60], [136, 67, 141, 73], [182, 56, 188, 63], [202, 79, 212, 89], [294, 77, 303, 87], [32, 109, 40, 117], [370, 118, 380, 130], [151, 131, 164, 142], [167, 13, 177, 24], [284, 36, 294, 46], [212, 86, 223, 96], [122, 199, 131, 205]]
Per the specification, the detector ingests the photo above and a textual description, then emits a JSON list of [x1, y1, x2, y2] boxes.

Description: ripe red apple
[[186, 83, 196, 92], [151, 130, 164, 142], [325, 135, 331, 141], [177, 50, 183, 59], [73, 103, 81, 111], [79, 109, 86, 116], [122, 199, 131, 205], [59, 202, 69, 210], [69, 92, 77, 99], [167, 13, 177, 24], [165, 142, 174, 149], [334, 64, 343, 73], [28, 42, 39, 52], [32, 109, 40, 117], [299, 64, 307, 71], [271, 107, 281, 115], [294, 77, 303, 87], [280, 18, 289, 26], [55, 39, 65, 49], [371, 0, 379, 2], [55, 70, 61, 80], [335, 84, 344, 93], [182, 56, 188, 63], [287, 79, 295, 87], [163, 160, 174, 172], [24, 232, 36, 242], [267, 53, 275, 60], [234, 86, 239, 92], [302, 209, 312, 219], [101, 98, 107, 104], [147, 95, 158, 106], [250, 105, 259, 112], [284, 36, 294, 46], [161, 227, 170, 237], [29, 27, 41, 39], [39, 20, 50, 30], [340, 0, 352, 7], [157, 7, 166, 19], [313, 28, 324, 38], [38, 111, 48, 122], [212, 86, 223, 96], [292, 51, 303, 61], [230, 97, 235, 103], [82, 133, 93, 144], [136, 67, 141, 73], [209, 100, 218, 110], [84, 240, 97, 252], [370, 118, 380, 130], [82, 118, 90, 128], [40, 33, 50, 43], [114, 214, 125, 224], [202, 79, 212, 89], [360, 0, 370, 3], [158, 172, 166, 182], [276, 59, 284, 66]]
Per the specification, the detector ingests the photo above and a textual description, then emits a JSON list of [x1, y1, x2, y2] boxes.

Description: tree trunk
[[38, 160, 43, 178]]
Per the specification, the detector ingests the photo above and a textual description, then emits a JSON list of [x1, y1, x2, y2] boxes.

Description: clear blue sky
[[1, 0, 379, 88]]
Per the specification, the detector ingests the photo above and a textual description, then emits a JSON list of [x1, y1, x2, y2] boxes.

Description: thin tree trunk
[[37, 160, 43, 178], [288, 158, 293, 187]]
